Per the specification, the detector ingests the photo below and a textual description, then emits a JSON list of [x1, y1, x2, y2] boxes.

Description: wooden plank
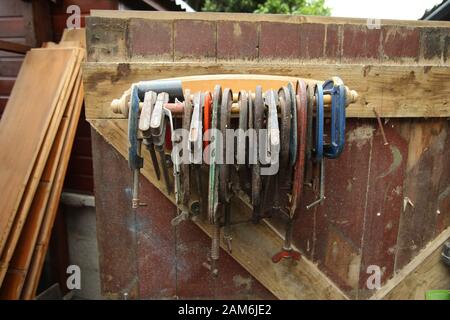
[[0, 77, 83, 299], [0, 40, 31, 54], [371, 227, 450, 300], [21, 84, 85, 300], [61, 28, 86, 49], [90, 10, 450, 28], [87, 118, 348, 300], [52, 0, 117, 15], [82, 62, 450, 119], [0, 59, 23, 77], [0, 17, 26, 38], [0, 48, 79, 258], [0, 0, 26, 17], [0, 66, 81, 287], [395, 119, 449, 270]]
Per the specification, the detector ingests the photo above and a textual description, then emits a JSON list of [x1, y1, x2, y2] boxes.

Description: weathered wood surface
[[371, 227, 450, 300], [21, 84, 85, 300], [91, 10, 450, 28], [84, 12, 450, 299], [89, 118, 349, 300], [90, 130, 275, 299], [0, 48, 79, 257], [0, 76, 83, 299], [395, 119, 450, 270], [0, 61, 82, 286], [83, 62, 450, 119]]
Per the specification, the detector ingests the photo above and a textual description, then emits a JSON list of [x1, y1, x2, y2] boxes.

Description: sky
[[326, 0, 443, 20]]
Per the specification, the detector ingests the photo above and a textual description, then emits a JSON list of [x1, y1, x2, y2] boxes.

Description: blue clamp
[[323, 77, 346, 159], [128, 85, 143, 171], [314, 83, 324, 161]]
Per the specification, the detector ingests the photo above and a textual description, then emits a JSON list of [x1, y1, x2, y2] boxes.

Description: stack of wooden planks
[[0, 29, 85, 300]]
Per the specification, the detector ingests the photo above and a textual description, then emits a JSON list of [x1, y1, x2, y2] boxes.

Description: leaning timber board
[[0, 76, 83, 299], [0, 48, 79, 256], [0, 57, 82, 285], [83, 62, 450, 119], [88, 118, 348, 300], [21, 84, 85, 300]]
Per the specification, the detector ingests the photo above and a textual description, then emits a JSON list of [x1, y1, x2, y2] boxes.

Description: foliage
[[198, 0, 331, 15]]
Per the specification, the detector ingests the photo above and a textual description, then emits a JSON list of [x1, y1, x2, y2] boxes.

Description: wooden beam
[[90, 10, 450, 28], [88, 118, 348, 300], [82, 62, 450, 119], [0, 40, 31, 54], [370, 227, 450, 300]]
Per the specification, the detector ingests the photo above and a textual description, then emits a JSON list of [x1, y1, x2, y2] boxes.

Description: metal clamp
[[128, 85, 144, 209], [139, 91, 160, 181], [150, 92, 171, 194], [323, 77, 346, 159]]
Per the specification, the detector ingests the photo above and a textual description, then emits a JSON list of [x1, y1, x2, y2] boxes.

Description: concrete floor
[[65, 204, 102, 299]]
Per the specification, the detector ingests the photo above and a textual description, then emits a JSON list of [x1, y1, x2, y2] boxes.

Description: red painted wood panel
[[395, 119, 449, 270], [0, 17, 26, 38], [0, 59, 23, 77], [63, 174, 94, 194], [66, 155, 93, 176], [0, 97, 7, 118], [0, 0, 26, 17], [91, 129, 275, 299], [51, 0, 118, 15], [358, 120, 407, 298], [0, 78, 15, 95]]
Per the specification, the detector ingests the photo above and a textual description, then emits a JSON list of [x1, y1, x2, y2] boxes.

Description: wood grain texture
[[0, 48, 79, 257], [0, 56, 82, 288], [395, 119, 449, 270], [90, 10, 450, 28], [88, 118, 348, 300], [0, 77, 83, 299], [21, 84, 85, 300], [82, 62, 450, 119], [371, 227, 450, 300]]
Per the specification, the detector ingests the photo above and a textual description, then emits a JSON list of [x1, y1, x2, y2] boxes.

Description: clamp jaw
[[128, 85, 144, 209]]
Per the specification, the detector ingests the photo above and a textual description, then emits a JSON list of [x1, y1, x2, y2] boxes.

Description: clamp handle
[[323, 77, 346, 159], [314, 84, 324, 161], [128, 85, 143, 171]]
